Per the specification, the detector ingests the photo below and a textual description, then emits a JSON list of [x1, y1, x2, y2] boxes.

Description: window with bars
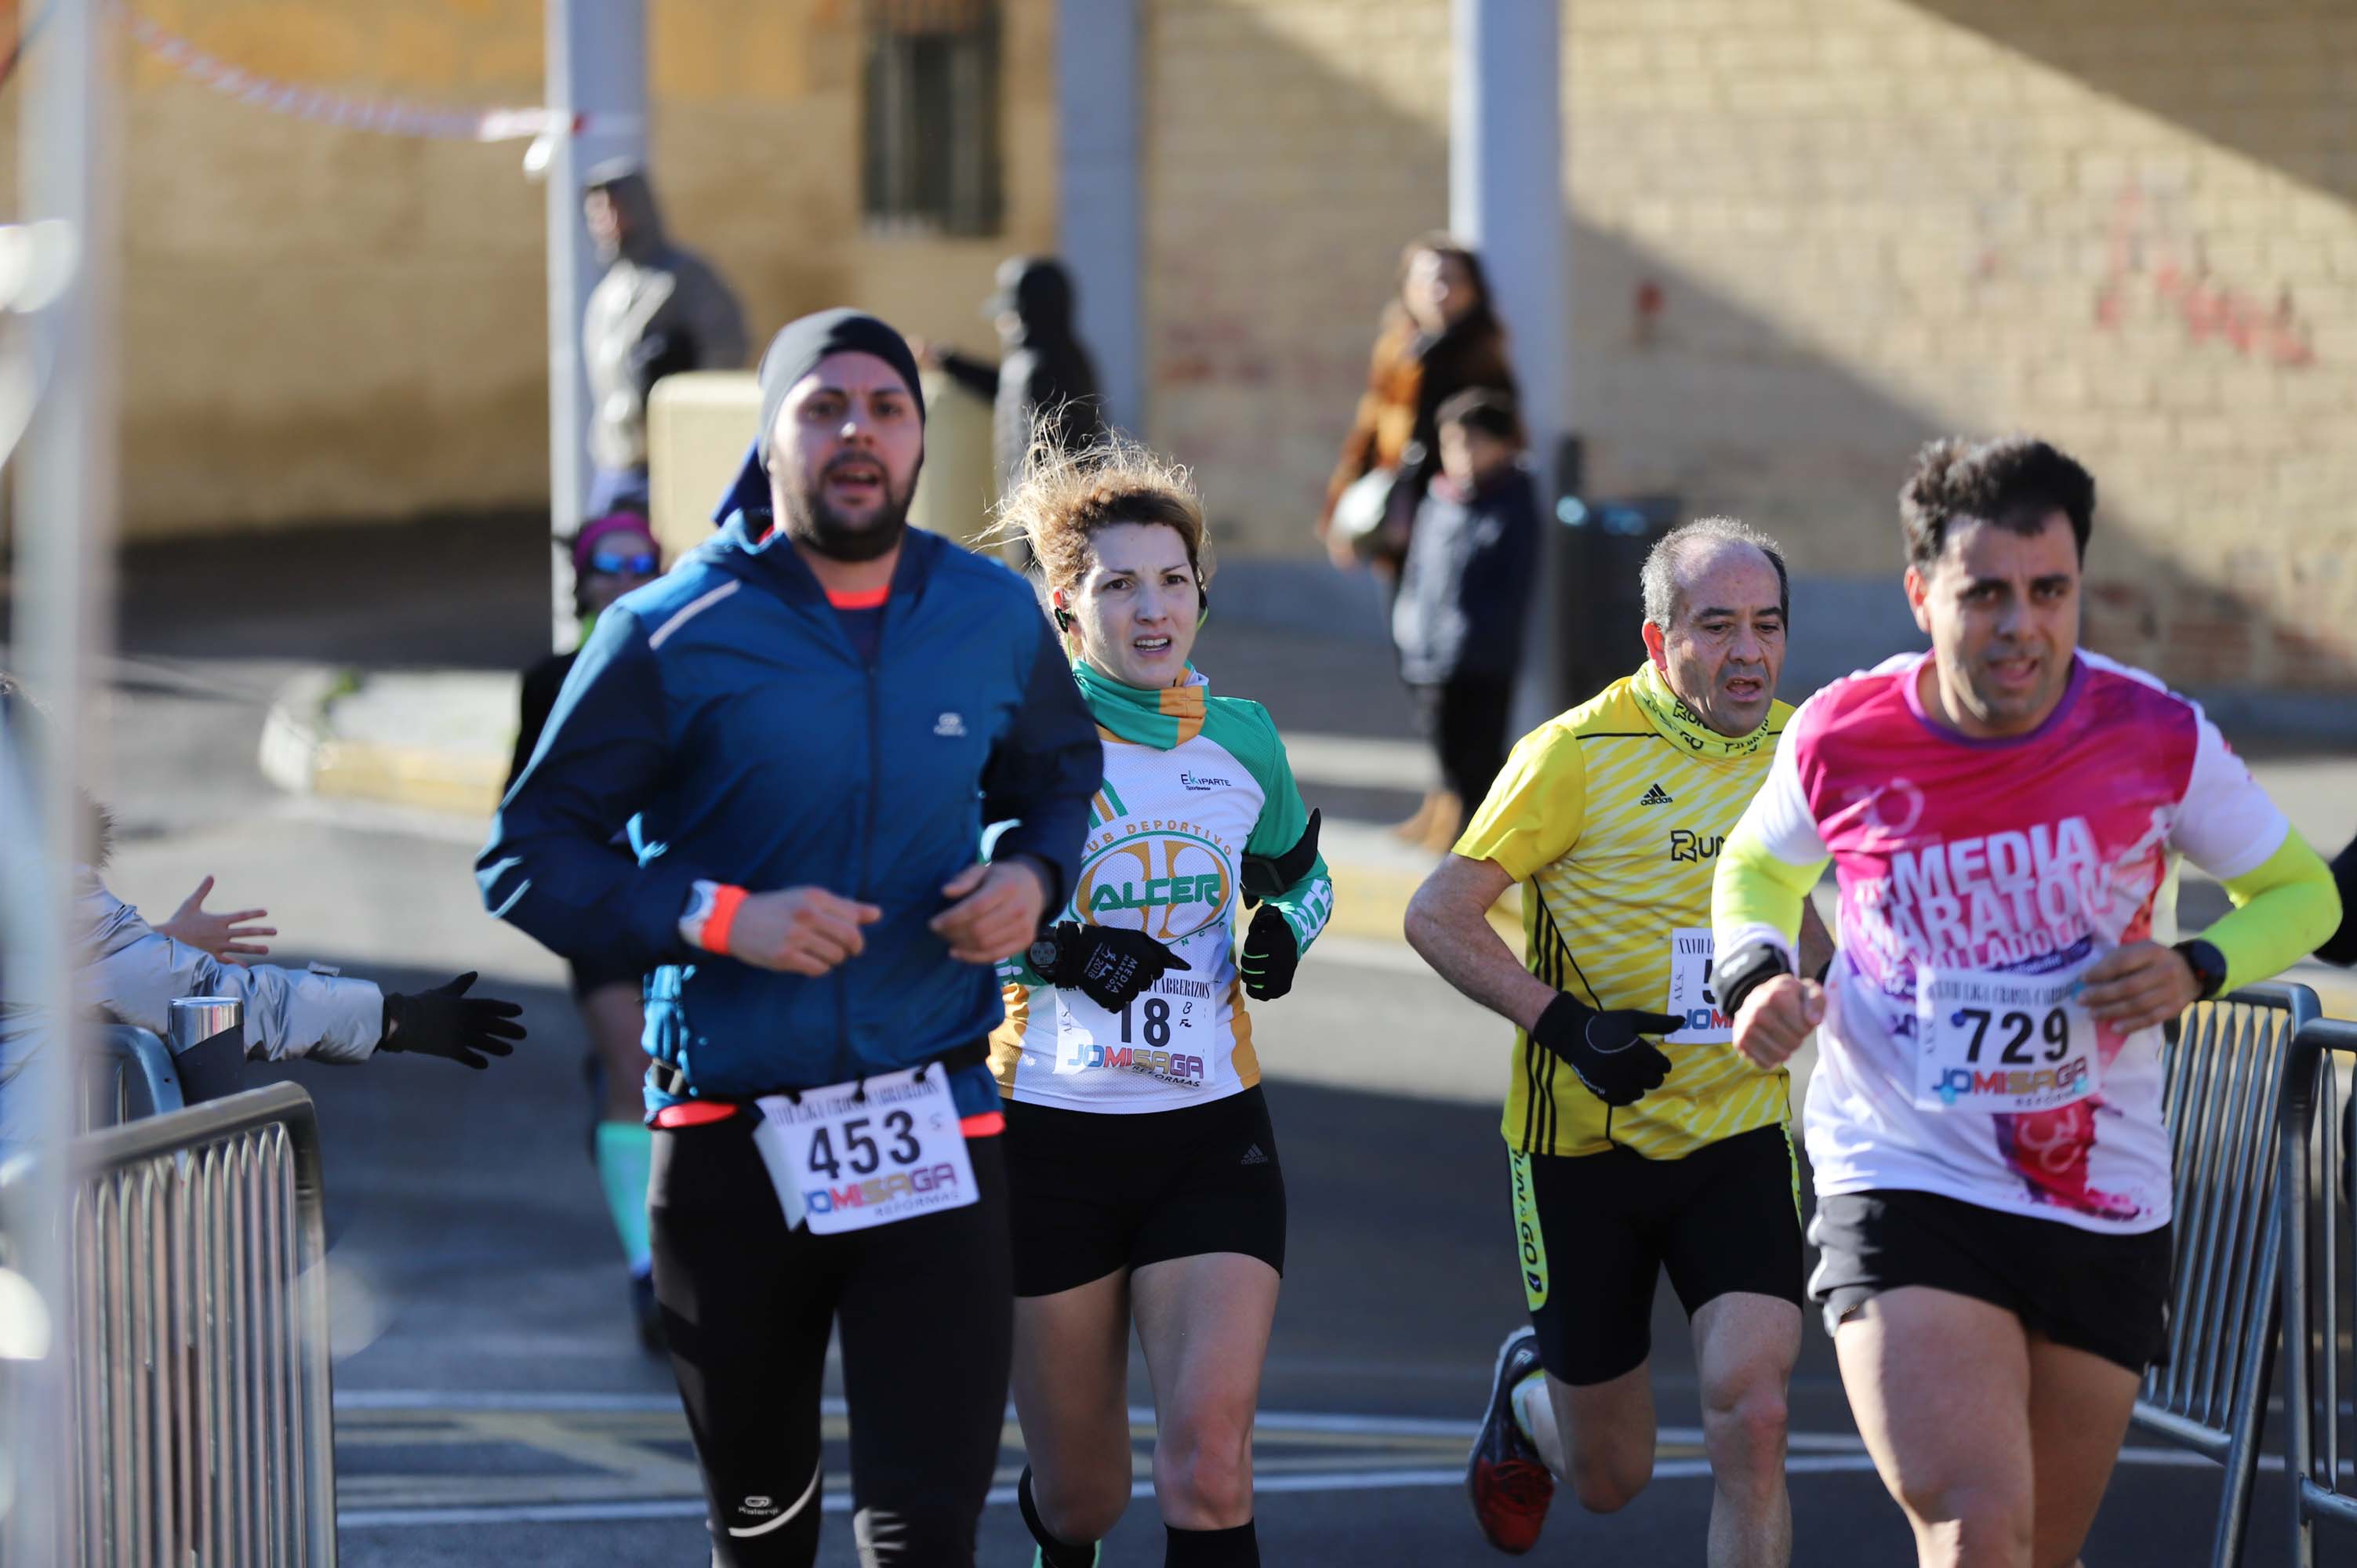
[[862, 0, 1004, 237]]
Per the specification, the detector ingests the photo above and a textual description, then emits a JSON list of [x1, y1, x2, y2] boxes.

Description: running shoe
[[1467, 1327, 1555, 1554]]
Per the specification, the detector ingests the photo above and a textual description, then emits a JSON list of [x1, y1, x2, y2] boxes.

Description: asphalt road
[[65, 520, 2341, 1564]]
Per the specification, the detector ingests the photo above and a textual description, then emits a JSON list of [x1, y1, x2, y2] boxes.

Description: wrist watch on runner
[[2173, 938, 2228, 1001], [1026, 927, 1066, 978], [1713, 940, 1795, 1022]]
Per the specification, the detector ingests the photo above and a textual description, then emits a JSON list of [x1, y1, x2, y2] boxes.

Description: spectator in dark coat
[[581, 162, 750, 518], [1320, 233, 1518, 574], [1390, 389, 1539, 851], [916, 256, 1109, 492]]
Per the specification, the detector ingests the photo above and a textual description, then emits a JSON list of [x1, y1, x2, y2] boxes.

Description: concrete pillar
[[1451, 0, 1568, 719], [544, 0, 648, 649], [1056, 0, 1144, 435]]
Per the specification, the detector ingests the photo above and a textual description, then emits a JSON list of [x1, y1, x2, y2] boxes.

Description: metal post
[[543, 0, 648, 650], [1451, 0, 1567, 724], [1056, 0, 1143, 434], [4, 0, 114, 1560]]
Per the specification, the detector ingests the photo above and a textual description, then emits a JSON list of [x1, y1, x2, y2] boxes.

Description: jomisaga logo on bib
[[802, 1163, 963, 1218]]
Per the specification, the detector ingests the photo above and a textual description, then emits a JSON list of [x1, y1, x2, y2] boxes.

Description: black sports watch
[[1026, 929, 1066, 978], [1712, 940, 1796, 1022], [2173, 938, 2228, 1002]]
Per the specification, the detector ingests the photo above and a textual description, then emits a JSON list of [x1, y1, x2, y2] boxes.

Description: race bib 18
[[1663, 927, 1732, 1044], [749, 1066, 978, 1235], [1912, 964, 2101, 1114]]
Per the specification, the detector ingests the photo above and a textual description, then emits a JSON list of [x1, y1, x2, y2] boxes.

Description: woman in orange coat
[[1320, 233, 1518, 846], [1319, 233, 1518, 573]]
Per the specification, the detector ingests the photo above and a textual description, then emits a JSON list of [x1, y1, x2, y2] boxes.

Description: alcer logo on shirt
[[1072, 824, 1235, 941]]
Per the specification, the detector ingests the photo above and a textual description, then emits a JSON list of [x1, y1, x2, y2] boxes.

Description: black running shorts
[[1004, 1085, 1287, 1298], [1808, 1187, 2173, 1374], [1513, 1123, 1804, 1387], [649, 1112, 1012, 1566]]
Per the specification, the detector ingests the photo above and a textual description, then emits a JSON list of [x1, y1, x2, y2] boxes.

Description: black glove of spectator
[[1529, 993, 1680, 1107], [1040, 922, 1189, 1012], [380, 972, 525, 1070], [1238, 906, 1301, 1001]]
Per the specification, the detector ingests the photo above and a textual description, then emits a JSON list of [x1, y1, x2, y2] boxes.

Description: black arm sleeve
[[2319, 827, 2357, 967], [935, 351, 1001, 403]]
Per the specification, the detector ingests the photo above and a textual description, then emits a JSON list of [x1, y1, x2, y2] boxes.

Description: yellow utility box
[[647, 370, 1001, 565]]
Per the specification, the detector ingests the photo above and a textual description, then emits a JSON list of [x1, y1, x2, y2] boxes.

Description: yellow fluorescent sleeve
[[2204, 829, 2343, 993], [1712, 815, 1826, 950]]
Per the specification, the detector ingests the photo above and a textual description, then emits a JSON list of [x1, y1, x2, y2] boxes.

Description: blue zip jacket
[[478, 518, 1100, 1109]]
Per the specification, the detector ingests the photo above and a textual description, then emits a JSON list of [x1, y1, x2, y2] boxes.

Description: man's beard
[[779, 460, 919, 563]]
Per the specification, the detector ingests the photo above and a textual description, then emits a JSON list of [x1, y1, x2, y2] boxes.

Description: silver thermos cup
[[168, 996, 247, 1105]]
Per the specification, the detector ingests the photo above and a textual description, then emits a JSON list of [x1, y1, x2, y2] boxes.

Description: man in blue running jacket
[[481, 308, 1100, 1568]]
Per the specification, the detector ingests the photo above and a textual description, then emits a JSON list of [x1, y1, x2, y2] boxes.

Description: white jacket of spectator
[[74, 867, 383, 1063]]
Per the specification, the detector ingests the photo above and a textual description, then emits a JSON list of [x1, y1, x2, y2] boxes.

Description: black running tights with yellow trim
[[650, 1116, 1013, 1566]]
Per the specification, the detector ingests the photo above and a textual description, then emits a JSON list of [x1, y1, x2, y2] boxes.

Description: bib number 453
[[803, 1110, 922, 1180]]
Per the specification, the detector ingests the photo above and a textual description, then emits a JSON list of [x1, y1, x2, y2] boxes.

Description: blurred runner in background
[[507, 508, 667, 1349]]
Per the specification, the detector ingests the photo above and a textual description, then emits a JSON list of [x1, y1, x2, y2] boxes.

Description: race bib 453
[[749, 1067, 979, 1235]]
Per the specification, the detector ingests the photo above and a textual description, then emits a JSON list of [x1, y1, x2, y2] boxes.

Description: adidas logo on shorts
[[1240, 1144, 1269, 1166], [1640, 783, 1674, 805]]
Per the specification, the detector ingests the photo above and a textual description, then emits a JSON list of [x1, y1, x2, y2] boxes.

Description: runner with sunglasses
[[507, 509, 669, 1348], [987, 435, 1331, 1568]]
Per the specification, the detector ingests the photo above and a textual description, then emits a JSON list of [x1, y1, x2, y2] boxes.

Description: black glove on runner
[[1529, 993, 1680, 1107], [380, 972, 526, 1070], [1238, 906, 1301, 1001], [1040, 923, 1189, 1012]]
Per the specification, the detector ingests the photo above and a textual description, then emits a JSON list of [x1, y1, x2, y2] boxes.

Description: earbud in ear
[[1053, 606, 1073, 633], [1197, 587, 1211, 630]]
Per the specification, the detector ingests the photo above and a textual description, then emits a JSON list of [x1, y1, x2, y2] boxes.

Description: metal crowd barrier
[[67, 1082, 338, 1566], [2284, 1015, 2357, 1566], [78, 1027, 184, 1134], [2132, 982, 2320, 1568]]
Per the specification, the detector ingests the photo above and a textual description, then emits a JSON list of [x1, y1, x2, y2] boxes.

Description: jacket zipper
[[841, 620, 886, 1073]]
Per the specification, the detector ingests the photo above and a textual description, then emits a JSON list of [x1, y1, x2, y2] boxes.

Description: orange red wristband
[[700, 884, 749, 955]]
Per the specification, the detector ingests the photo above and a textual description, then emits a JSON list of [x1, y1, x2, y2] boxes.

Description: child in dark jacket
[[1390, 388, 1539, 850]]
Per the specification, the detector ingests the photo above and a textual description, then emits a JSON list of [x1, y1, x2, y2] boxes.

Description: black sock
[[1164, 1520, 1259, 1567], [1018, 1468, 1097, 1568]]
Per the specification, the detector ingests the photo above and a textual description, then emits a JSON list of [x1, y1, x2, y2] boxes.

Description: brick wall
[[58, 0, 1054, 538], [1143, 0, 2357, 691]]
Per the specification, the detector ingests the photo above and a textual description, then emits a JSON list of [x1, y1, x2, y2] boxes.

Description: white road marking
[[329, 1393, 2247, 1531]]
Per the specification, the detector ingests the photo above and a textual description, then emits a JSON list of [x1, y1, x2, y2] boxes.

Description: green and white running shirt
[[990, 662, 1333, 1112]]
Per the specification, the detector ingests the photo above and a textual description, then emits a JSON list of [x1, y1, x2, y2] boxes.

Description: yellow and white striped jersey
[[1456, 665, 1794, 1160]]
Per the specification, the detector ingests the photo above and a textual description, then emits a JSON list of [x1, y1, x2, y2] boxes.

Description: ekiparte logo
[[1178, 771, 1231, 793]]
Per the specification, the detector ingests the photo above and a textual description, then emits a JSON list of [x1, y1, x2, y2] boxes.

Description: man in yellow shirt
[[1406, 518, 1828, 1566]]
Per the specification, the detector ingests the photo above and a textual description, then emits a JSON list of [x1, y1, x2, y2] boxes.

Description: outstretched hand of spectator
[[156, 875, 276, 965], [380, 973, 526, 1070]]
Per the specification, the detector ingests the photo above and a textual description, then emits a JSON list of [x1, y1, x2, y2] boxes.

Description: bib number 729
[[1949, 1005, 2072, 1065], [804, 1109, 922, 1180]]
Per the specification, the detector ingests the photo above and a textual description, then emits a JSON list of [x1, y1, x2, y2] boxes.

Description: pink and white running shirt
[[1734, 650, 2287, 1233]]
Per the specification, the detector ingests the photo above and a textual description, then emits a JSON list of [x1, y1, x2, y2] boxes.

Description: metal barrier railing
[[2132, 982, 2320, 1568], [78, 1027, 184, 1134], [2283, 1015, 2357, 1566], [67, 1081, 337, 1566]]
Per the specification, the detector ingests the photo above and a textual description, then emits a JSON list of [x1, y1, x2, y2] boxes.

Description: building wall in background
[[1144, 0, 2357, 691], [85, 0, 1053, 539]]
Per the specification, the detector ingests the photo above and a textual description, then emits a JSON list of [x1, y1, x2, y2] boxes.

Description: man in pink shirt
[[1712, 435, 2340, 1567]]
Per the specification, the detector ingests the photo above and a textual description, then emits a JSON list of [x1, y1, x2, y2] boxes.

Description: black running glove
[[379, 972, 526, 1070], [1040, 923, 1190, 1012], [1529, 993, 1680, 1107], [1238, 906, 1301, 1001]]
